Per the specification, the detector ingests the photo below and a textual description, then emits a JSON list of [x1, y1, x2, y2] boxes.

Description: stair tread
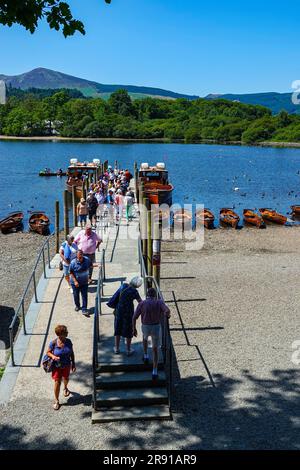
[[97, 370, 166, 382], [92, 405, 171, 423], [96, 386, 168, 402]]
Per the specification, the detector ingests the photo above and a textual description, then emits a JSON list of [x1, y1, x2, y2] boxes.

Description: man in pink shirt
[[74, 225, 102, 283], [132, 287, 170, 380]]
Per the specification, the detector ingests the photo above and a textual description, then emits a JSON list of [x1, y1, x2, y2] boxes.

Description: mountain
[[205, 92, 300, 115], [0, 67, 199, 101]]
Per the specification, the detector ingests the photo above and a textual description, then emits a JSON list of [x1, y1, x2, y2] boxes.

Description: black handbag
[[42, 339, 57, 373]]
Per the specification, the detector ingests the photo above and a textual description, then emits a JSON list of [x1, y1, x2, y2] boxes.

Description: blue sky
[[0, 0, 299, 96]]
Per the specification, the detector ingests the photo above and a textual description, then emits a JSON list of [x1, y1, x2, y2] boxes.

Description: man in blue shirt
[[70, 250, 91, 316]]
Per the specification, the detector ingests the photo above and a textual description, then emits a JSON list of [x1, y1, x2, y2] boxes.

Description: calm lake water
[[1, 140, 300, 229]]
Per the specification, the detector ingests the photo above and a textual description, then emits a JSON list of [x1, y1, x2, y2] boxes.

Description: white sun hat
[[129, 276, 143, 288]]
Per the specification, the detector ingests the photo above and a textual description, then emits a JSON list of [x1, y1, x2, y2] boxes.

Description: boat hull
[[196, 209, 215, 229], [144, 185, 173, 206], [29, 213, 50, 235], [220, 209, 240, 229], [243, 210, 266, 228], [0, 212, 24, 233], [259, 209, 287, 225]]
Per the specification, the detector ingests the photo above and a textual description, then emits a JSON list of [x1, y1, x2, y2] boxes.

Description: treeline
[[1, 88, 300, 144]]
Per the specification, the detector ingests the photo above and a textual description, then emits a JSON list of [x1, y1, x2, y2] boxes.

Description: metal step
[[96, 386, 168, 407], [96, 370, 167, 389], [92, 405, 171, 423]]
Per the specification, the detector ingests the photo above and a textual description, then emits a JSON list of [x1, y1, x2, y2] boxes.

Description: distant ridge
[[205, 91, 300, 115], [0, 67, 199, 101]]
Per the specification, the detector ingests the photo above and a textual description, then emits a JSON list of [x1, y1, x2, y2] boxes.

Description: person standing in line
[[106, 189, 115, 225], [107, 276, 143, 356], [132, 287, 171, 380], [87, 191, 98, 228], [47, 324, 76, 410], [77, 198, 88, 228], [59, 235, 78, 292], [95, 189, 105, 220], [74, 225, 102, 284], [69, 249, 91, 316], [115, 189, 124, 222]]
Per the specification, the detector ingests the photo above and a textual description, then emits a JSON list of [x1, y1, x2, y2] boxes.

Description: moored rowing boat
[[220, 208, 240, 229], [29, 212, 50, 235], [196, 208, 215, 229], [259, 208, 287, 225], [243, 209, 266, 228], [0, 212, 24, 233]]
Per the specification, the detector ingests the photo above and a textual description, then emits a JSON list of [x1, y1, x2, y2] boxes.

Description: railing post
[[10, 327, 15, 367], [47, 239, 51, 269], [72, 185, 78, 228], [33, 272, 38, 303], [55, 200, 60, 254], [103, 249, 106, 281], [42, 249, 46, 279], [63, 190, 69, 239], [147, 199, 153, 280], [22, 299, 27, 335]]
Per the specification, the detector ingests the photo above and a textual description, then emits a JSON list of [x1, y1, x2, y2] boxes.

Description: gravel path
[[0, 231, 62, 354]]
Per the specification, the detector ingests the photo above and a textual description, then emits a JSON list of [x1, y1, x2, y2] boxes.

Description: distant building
[[0, 80, 6, 104]]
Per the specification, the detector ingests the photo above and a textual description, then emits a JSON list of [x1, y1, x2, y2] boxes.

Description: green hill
[[206, 92, 300, 115], [0, 67, 199, 101]]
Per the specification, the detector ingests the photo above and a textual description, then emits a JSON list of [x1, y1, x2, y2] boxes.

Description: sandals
[[53, 401, 60, 410], [63, 388, 71, 397]]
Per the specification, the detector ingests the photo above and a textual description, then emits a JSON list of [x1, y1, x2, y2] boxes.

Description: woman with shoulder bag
[[107, 276, 143, 356]]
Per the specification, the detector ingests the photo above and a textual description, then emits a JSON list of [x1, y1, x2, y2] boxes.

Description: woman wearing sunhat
[[107, 276, 143, 355]]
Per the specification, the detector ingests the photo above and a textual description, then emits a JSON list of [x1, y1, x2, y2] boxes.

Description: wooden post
[[63, 190, 69, 239], [147, 199, 153, 279], [86, 175, 89, 194], [72, 185, 77, 228], [153, 211, 161, 287], [134, 161, 138, 203], [142, 195, 148, 268], [55, 200, 60, 253]]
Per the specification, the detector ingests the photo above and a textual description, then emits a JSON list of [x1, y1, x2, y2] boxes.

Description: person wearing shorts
[[133, 287, 170, 380], [46, 325, 76, 411], [77, 198, 88, 228], [59, 235, 78, 292]]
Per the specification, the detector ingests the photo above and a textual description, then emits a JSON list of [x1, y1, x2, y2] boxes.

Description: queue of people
[[46, 165, 170, 411]]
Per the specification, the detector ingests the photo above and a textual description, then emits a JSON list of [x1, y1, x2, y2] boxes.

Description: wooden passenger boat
[[243, 209, 266, 228], [29, 212, 50, 235], [196, 208, 215, 229], [138, 163, 174, 206], [220, 208, 240, 229], [259, 208, 287, 225], [66, 159, 101, 198], [0, 212, 24, 233], [291, 205, 300, 218]]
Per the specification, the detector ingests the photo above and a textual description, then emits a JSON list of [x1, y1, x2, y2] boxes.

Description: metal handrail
[[92, 247, 106, 410], [138, 236, 173, 409], [9, 234, 54, 367]]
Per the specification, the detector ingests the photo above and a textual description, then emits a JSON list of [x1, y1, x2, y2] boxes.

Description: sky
[[0, 0, 300, 96]]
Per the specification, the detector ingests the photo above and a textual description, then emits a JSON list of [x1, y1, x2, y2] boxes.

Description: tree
[[108, 89, 135, 117], [0, 0, 112, 37]]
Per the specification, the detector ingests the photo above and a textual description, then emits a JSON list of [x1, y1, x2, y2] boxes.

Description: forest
[[1, 87, 300, 144]]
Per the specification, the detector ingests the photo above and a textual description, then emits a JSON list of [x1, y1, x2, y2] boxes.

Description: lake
[[1, 140, 300, 229]]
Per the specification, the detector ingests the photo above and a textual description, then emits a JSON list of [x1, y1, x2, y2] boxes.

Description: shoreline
[[1, 135, 300, 148]]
